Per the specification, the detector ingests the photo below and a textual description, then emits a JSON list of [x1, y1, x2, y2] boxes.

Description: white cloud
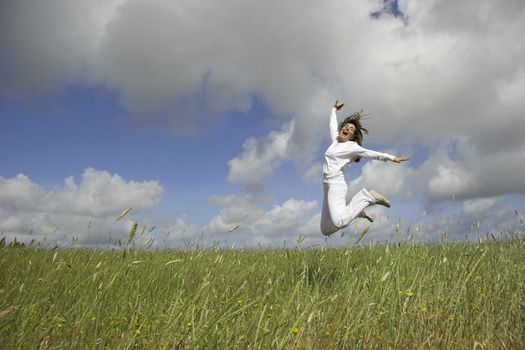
[[0, 174, 45, 211], [347, 158, 414, 198], [44, 168, 163, 216], [255, 198, 317, 236], [2, 0, 524, 143], [0, 169, 324, 248], [205, 193, 317, 246], [227, 120, 294, 191], [301, 162, 322, 185], [0, 169, 162, 245], [427, 163, 478, 200], [206, 193, 266, 233], [297, 212, 321, 238], [462, 197, 500, 216], [0, 0, 125, 93], [415, 138, 525, 201]]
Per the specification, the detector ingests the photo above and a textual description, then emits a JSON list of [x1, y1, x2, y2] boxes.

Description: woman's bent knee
[[320, 222, 338, 236], [321, 220, 347, 236]]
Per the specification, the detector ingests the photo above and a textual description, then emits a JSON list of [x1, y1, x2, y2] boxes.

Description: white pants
[[320, 182, 376, 236]]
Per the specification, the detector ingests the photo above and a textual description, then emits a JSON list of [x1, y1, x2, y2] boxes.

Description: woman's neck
[[337, 136, 353, 143]]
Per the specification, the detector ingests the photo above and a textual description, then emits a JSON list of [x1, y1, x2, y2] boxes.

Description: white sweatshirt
[[323, 107, 396, 184]]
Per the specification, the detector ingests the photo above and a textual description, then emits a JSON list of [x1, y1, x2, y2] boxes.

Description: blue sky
[[1, 0, 524, 248], [1, 87, 275, 224]]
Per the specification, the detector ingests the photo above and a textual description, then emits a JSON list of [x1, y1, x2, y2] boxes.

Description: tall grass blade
[[227, 224, 240, 232], [127, 223, 138, 244], [355, 226, 370, 244], [116, 207, 132, 221]]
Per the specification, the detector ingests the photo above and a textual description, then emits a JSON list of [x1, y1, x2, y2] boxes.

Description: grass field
[[1, 239, 525, 349]]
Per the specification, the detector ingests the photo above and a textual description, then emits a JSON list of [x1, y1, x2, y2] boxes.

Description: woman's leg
[[327, 184, 376, 230], [320, 183, 339, 236]]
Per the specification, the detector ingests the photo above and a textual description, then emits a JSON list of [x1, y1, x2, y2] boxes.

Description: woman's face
[[338, 122, 355, 142]]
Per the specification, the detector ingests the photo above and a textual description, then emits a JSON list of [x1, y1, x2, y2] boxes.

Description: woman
[[320, 100, 410, 236]]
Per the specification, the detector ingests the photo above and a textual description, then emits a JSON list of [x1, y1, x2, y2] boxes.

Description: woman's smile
[[338, 123, 355, 141]]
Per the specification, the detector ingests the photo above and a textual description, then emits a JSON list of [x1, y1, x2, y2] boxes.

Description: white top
[[323, 107, 396, 184]]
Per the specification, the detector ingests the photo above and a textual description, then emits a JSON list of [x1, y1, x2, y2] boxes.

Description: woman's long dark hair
[[338, 110, 369, 162]]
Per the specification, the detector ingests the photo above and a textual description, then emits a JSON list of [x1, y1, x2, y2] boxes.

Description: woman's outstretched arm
[[348, 143, 410, 163]]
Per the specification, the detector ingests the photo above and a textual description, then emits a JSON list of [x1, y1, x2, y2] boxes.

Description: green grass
[[1, 240, 525, 349]]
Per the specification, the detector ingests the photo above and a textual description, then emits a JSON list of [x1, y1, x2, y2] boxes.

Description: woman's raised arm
[[329, 100, 344, 142]]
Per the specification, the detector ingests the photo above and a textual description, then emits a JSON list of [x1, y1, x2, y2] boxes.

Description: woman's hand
[[334, 100, 344, 110], [393, 156, 411, 163]]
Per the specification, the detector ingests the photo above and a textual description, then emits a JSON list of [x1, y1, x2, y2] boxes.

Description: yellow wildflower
[[291, 327, 300, 334]]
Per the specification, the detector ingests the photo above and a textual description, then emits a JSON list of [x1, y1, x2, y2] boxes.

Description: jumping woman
[[320, 100, 411, 236]]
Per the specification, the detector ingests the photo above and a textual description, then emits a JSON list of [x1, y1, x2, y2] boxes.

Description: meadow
[[1, 239, 524, 349]]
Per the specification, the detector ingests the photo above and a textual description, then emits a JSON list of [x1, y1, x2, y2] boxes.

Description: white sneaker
[[368, 189, 391, 208], [359, 210, 374, 222]]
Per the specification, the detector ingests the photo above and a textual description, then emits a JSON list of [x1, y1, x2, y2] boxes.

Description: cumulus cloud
[[416, 139, 525, 201], [0, 168, 162, 245], [205, 193, 318, 247], [462, 197, 500, 217], [227, 120, 294, 191], [0, 174, 45, 211], [46, 168, 163, 216], [0, 166, 371, 248], [206, 193, 267, 232], [301, 162, 322, 185], [297, 212, 322, 238], [4, 1, 522, 145], [427, 163, 477, 200], [0, 0, 125, 93], [347, 157, 414, 198]]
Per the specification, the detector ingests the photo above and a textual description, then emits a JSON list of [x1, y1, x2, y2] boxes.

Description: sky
[[1, 0, 524, 249]]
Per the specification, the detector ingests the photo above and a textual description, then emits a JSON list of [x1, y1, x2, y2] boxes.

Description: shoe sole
[[368, 189, 391, 208]]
